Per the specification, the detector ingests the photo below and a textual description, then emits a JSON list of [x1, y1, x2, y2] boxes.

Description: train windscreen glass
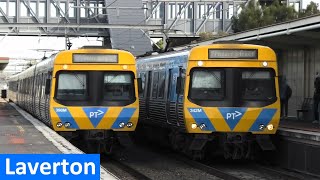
[[103, 72, 135, 101], [56, 72, 88, 100], [189, 69, 225, 100], [241, 69, 276, 101], [73, 54, 118, 63]]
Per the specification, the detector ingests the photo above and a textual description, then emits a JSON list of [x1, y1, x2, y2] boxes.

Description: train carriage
[[136, 43, 280, 160], [8, 48, 139, 153]]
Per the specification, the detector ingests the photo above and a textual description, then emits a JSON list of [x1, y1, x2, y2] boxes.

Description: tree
[[152, 39, 164, 51], [232, 0, 300, 32], [299, 1, 320, 17], [232, 0, 263, 32]]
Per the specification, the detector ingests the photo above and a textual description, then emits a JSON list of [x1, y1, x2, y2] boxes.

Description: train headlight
[[64, 122, 71, 128], [197, 61, 204, 66], [191, 123, 197, 129], [119, 122, 125, 128], [262, 61, 268, 67], [123, 65, 128, 69], [199, 123, 206, 130], [126, 122, 133, 128], [63, 64, 68, 69], [259, 124, 265, 130], [267, 124, 274, 131], [56, 122, 63, 128]]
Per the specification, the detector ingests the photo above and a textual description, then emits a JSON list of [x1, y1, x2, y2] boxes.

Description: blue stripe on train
[[111, 108, 136, 129], [54, 108, 79, 129], [188, 108, 215, 131], [249, 109, 277, 131]]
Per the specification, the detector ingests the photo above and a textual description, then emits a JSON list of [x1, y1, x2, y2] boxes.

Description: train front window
[[189, 69, 225, 100], [56, 72, 88, 100], [241, 69, 276, 101], [103, 72, 134, 101]]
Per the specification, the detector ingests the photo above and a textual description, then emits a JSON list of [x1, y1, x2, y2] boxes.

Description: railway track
[[141, 143, 315, 180], [173, 155, 241, 180], [75, 138, 316, 180], [104, 158, 152, 180]]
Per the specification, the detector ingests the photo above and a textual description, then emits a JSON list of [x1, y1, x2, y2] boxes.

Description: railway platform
[[274, 119, 320, 177], [0, 99, 118, 179]]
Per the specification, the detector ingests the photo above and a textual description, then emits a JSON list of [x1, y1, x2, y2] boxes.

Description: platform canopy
[[0, 57, 9, 70], [174, 14, 320, 49]]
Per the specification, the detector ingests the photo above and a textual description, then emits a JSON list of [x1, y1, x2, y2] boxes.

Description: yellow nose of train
[[51, 106, 139, 131], [185, 106, 279, 134]]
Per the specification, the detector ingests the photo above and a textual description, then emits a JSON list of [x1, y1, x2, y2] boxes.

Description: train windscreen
[[189, 69, 225, 100], [241, 70, 276, 101], [103, 72, 135, 101], [188, 68, 276, 107], [56, 72, 88, 100]]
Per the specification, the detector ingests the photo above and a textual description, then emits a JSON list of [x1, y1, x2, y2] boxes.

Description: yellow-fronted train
[[136, 43, 280, 160], [8, 47, 140, 153]]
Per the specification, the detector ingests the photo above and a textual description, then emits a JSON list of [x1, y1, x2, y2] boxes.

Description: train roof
[[9, 48, 136, 80], [54, 48, 136, 65], [137, 43, 276, 62], [137, 49, 190, 63]]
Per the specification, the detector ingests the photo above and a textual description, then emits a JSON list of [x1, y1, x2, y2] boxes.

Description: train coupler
[[116, 132, 133, 147], [256, 135, 275, 151], [188, 134, 209, 151]]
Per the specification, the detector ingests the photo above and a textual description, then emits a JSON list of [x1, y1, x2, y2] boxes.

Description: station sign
[[208, 49, 258, 59], [73, 54, 118, 63], [0, 154, 100, 180]]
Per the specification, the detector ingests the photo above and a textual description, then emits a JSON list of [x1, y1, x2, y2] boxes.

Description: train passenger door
[[175, 67, 186, 127], [167, 68, 180, 126], [145, 71, 152, 118]]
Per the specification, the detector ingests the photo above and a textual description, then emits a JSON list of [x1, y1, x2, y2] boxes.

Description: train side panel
[[137, 51, 188, 130]]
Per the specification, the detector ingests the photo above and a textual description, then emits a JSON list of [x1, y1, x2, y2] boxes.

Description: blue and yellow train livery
[[136, 44, 280, 159], [8, 48, 139, 153]]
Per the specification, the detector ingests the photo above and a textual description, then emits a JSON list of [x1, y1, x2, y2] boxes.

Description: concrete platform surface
[[0, 99, 118, 180], [0, 101, 61, 154]]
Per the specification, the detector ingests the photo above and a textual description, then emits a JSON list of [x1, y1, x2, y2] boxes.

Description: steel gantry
[[143, 0, 248, 38], [0, 0, 159, 56]]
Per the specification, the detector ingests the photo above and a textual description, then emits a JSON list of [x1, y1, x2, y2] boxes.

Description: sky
[[0, 36, 102, 74], [303, 0, 320, 8]]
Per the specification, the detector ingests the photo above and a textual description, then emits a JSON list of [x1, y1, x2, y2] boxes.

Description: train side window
[[152, 72, 159, 98], [179, 68, 186, 94], [55, 72, 88, 100], [139, 72, 146, 97], [158, 71, 166, 99]]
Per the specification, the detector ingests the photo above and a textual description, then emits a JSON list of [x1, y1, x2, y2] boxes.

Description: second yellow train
[[136, 43, 280, 159]]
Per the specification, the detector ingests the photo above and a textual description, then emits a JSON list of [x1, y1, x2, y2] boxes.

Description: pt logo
[[89, 110, 104, 118], [218, 108, 247, 130], [83, 108, 108, 128], [226, 111, 242, 120]]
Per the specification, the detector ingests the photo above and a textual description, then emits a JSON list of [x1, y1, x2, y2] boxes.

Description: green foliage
[[232, 0, 264, 32], [199, 32, 215, 41], [299, 1, 320, 17], [152, 39, 164, 51], [232, 0, 319, 32]]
